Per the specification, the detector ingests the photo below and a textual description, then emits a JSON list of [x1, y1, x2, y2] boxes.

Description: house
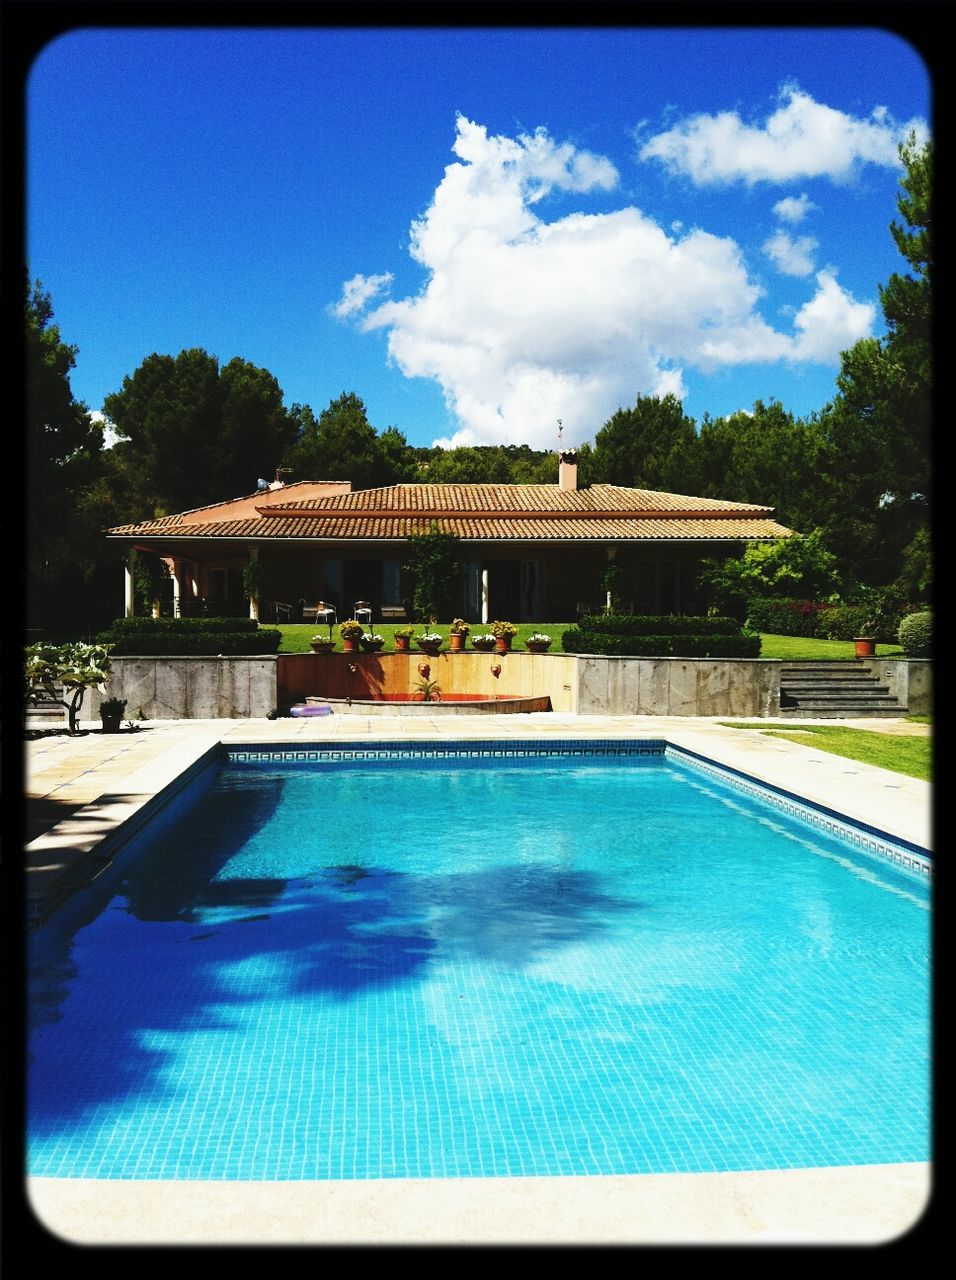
[[105, 452, 793, 623]]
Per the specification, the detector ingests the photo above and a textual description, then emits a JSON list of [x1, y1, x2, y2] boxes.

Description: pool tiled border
[[225, 736, 932, 882]]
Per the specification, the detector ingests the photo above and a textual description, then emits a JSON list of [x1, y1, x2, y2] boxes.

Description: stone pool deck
[[21, 713, 932, 1246]]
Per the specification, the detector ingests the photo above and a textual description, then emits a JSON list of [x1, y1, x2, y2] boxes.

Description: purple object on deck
[[289, 704, 333, 717]]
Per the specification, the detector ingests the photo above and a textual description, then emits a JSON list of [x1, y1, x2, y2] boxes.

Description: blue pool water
[[27, 742, 930, 1181]]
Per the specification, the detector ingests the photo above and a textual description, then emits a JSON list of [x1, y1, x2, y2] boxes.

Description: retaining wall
[[88, 652, 929, 720], [867, 658, 933, 716], [88, 656, 278, 720]]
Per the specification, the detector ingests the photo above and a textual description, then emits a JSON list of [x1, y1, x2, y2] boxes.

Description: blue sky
[[27, 26, 931, 452]]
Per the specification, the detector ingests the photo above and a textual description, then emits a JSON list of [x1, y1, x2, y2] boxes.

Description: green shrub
[[898, 611, 932, 657], [105, 616, 260, 634], [562, 628, 761, 658], [815, 604, 873, 642], [97, 629, 282, 655], [744, 598, 834, 638], [576, 614, 742, 637]]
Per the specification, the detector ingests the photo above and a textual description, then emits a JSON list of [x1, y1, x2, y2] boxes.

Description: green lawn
[[756, 633, 904, 661], [275, 621, 572, 653], [276, 625, 905, 660], [717, 722, 931, 781]]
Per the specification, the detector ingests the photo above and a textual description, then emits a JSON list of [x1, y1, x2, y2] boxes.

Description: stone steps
[[779, 661, 908, 718]]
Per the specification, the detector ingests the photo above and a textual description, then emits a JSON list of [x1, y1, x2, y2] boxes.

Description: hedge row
[[576, 614, 744, 637], [744, 598, 833, 638], [562, 627, 761, 658], [105, 616, 260, 634], [96, 629, 282, 655]]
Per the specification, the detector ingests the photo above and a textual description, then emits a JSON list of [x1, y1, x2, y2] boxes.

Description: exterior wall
[[88, 657, 278, 720], [572, 657, 780, 717], [89, 654, 927, 721], [278, 651, 578, 712], [869, 658, 933, 716]]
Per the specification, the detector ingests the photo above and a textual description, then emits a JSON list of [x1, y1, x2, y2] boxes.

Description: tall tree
[[25, 275, 105, 590], [102, 349, 299, 516], [697, 400, 822, 528], [812, 133, 932, 592], [283, 391, 414, 489], [589, 393, 701, 493]]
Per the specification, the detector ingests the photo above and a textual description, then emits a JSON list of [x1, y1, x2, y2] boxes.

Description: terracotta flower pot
[[449, 633, 465, 651], [342, 637, 359, 652], [853, 637, 876, 659], [495, 636, 512, 653], [394, 635, 411, 651]]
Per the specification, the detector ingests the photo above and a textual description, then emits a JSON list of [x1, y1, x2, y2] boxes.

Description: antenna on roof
[[557, 419, 563, 450]]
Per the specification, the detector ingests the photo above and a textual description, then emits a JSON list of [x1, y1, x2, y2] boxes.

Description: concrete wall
[[90, 653, 929, 720], [573, 657, 780, 717], [279, 651, 778, 716], [869, 658, 933, 716], [89, 657, 278, 720]]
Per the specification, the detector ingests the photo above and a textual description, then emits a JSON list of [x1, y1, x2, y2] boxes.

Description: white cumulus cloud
[[342, 116, 876, 448], [330, 271, 394, 318], [762, 230, 819, 277], [773, 193, 817, 224], [791, 270, 876, 361], [639, 86, 927, 186]]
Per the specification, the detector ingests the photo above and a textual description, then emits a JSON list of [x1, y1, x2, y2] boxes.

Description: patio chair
[[303, 600, 337, 626], [353, 600, 373, 627]]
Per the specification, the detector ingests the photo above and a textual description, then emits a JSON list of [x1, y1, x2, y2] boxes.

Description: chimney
[[558, 449, 578, 491]]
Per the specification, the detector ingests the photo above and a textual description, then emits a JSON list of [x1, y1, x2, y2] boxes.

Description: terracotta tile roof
[[106, 483, 791, 541]]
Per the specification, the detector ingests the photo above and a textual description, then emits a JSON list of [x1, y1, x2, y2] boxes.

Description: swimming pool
[[27, 739, 930, 1182]]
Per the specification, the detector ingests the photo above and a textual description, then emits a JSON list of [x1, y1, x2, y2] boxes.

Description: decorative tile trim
[[225, 738, 668, 764], [667, 746, 932, 882]]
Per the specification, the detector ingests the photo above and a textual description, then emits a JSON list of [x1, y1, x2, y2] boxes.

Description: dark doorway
[[485, 559, 521, 620], [343, 560, 382, 615]]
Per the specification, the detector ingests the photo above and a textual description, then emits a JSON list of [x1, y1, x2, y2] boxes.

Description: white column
[[170, 559, 182, 617], [124, 549, 137, 617], [481, 568, 490, 624], [248, 546, 260, 622]]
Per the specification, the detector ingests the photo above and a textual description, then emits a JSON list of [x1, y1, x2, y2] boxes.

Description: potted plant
[[415, 630, 444, 656], [853, 610, 880, 659], [310, 635, 336, 653], [100, 696, 127, 733], [449, 618, 470, 651], [490, 620, 518, 653], [471, 632, 496, 652], [524, 632, 552, 653], [393, 625, 415, 652], [414, 675, 442, 702], [360, 632, 386, 652], [338, 619, 365, 652]]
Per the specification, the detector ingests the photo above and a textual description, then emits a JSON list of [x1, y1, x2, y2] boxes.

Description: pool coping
[[23, 714, 933, 1245]]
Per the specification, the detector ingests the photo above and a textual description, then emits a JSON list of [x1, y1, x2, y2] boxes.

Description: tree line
[[26, 136, 931, 631]]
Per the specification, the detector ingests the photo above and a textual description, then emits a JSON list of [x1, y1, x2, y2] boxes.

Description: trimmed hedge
[[898, 611, 932, 657], [97, 627, 282, 655], [562, 629, 761, 657], [563, 614, 761, 658], [105, 616, 260, 634], [744, 598, 834, 638], [576, 614, 744, 637]]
